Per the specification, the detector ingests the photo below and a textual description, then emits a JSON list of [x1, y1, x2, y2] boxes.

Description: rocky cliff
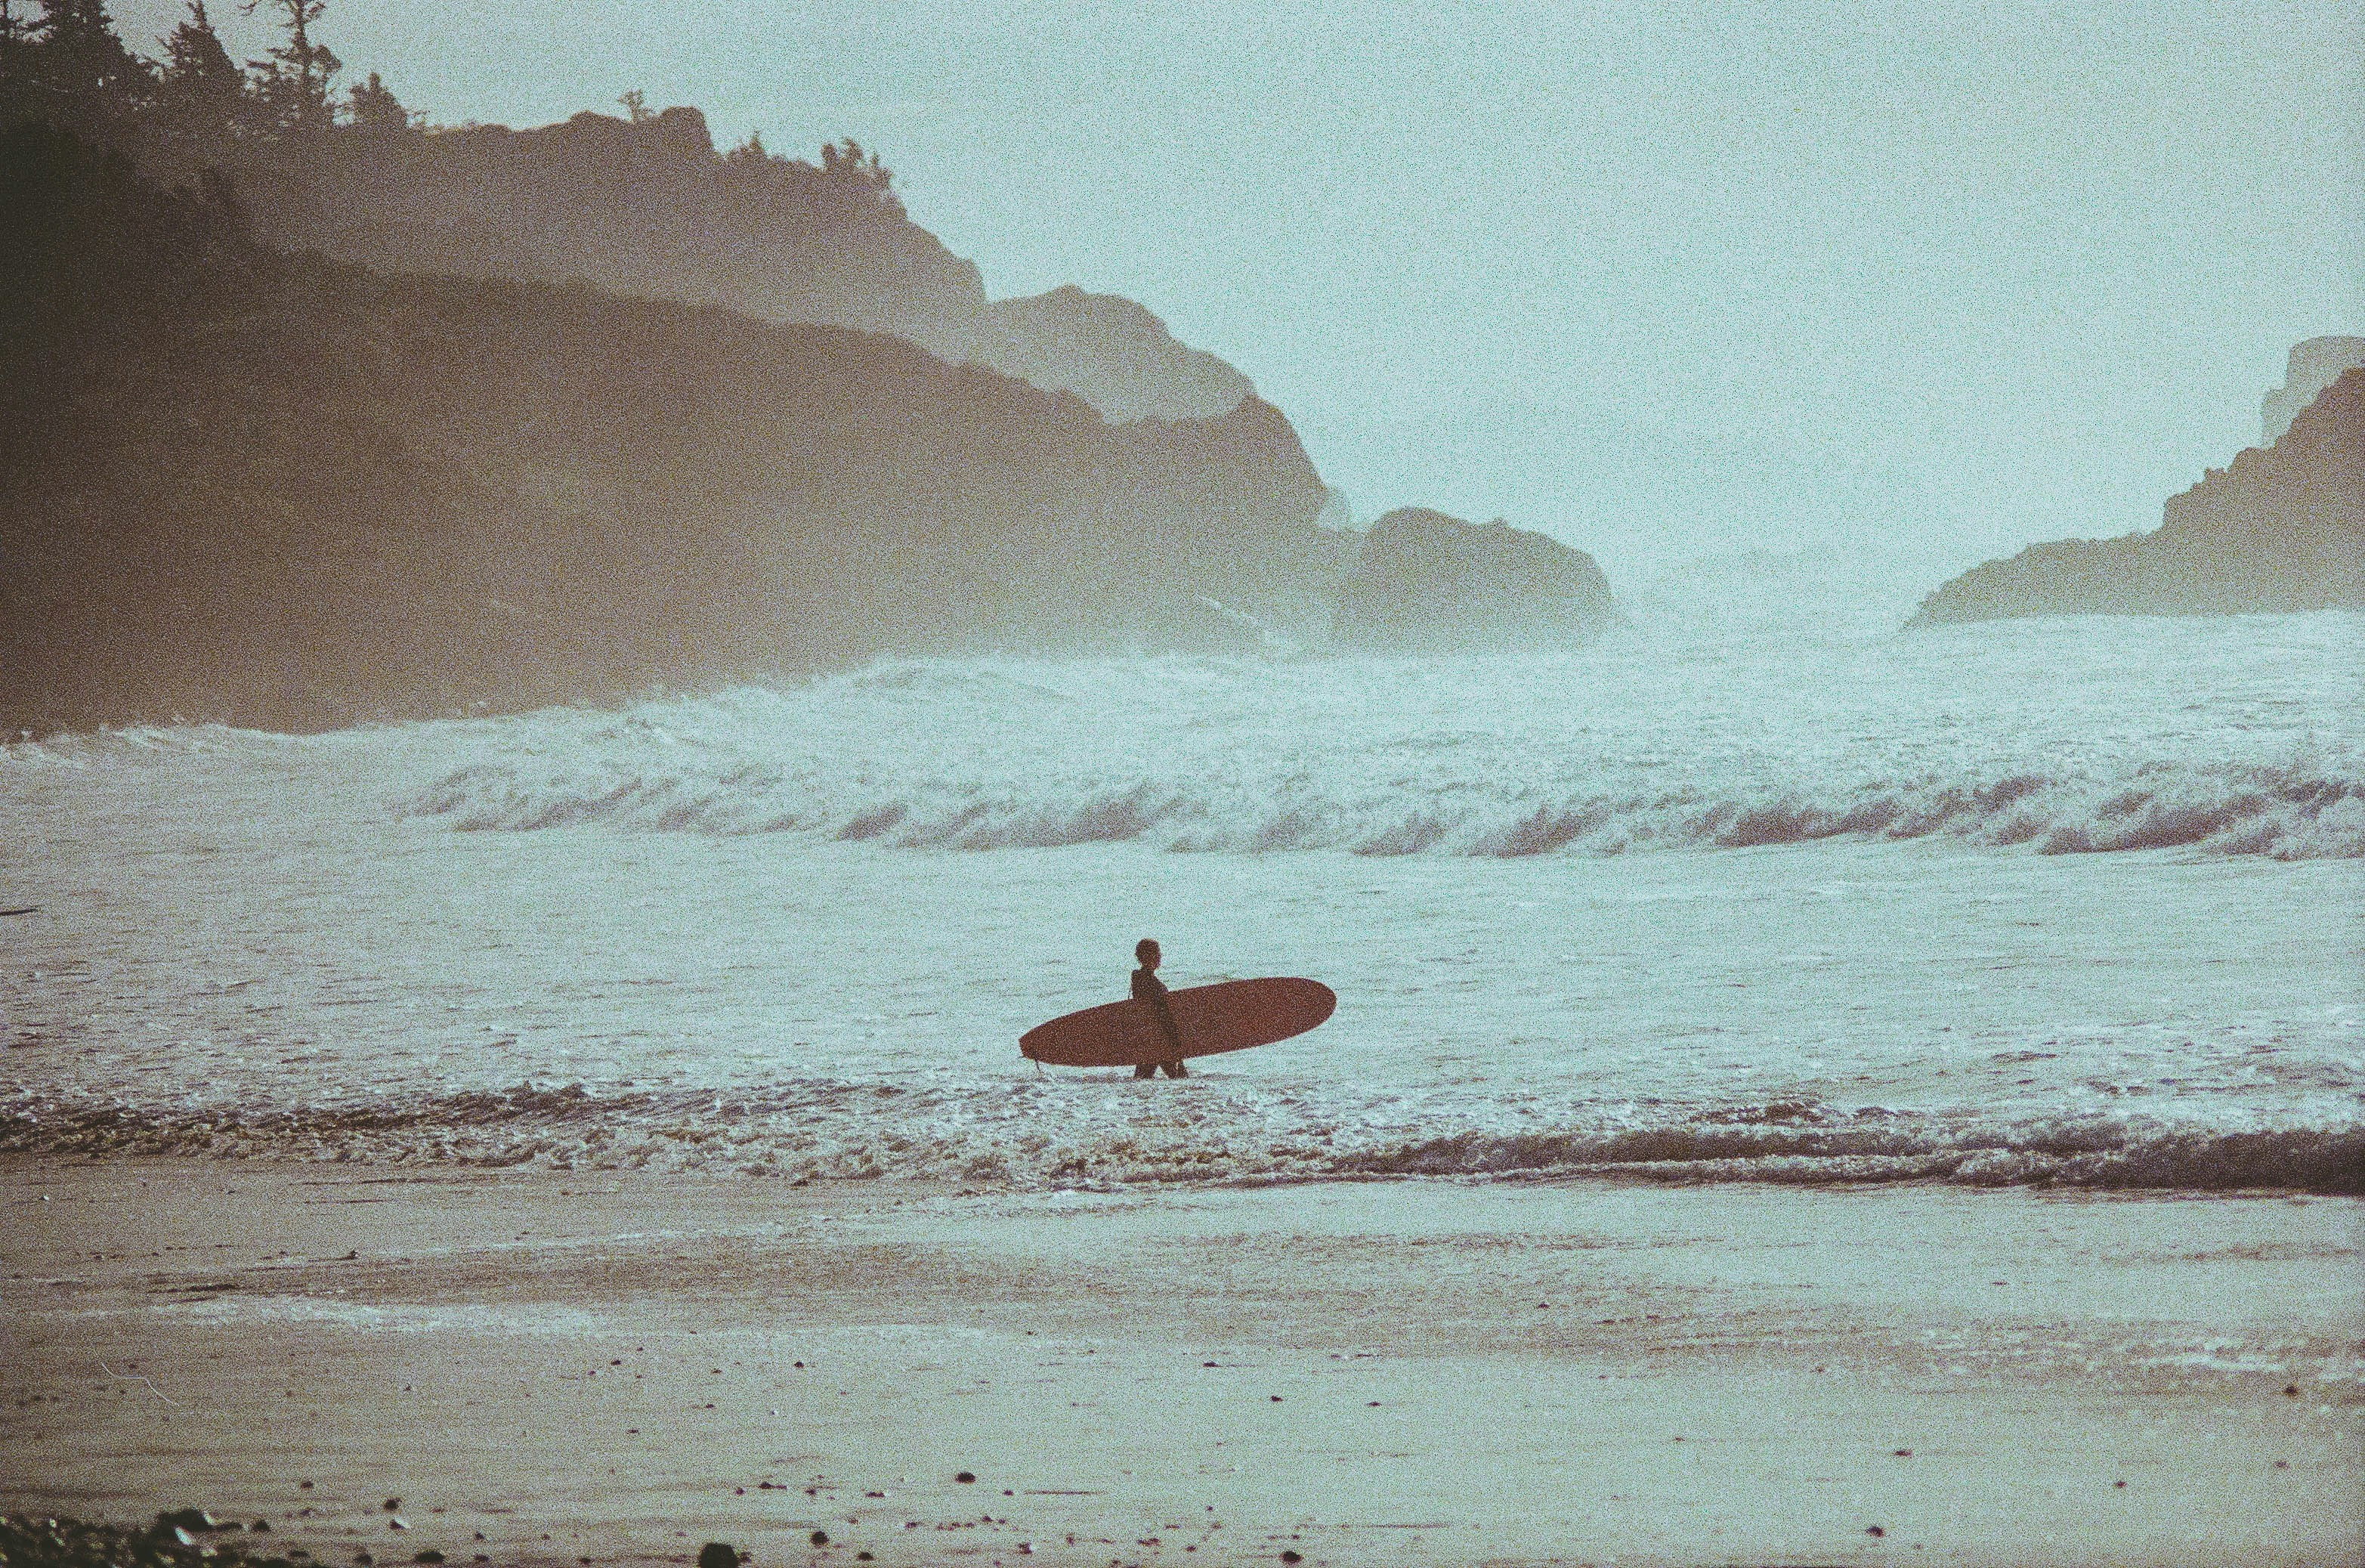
[[974, 285, 1255, 422], [2263, 336, 2365, 445], [1331, 509, 1620, 651], [1910, 368, 2365, 623], [216, 107, 1254, 425], [0, 127, 1327, 733]]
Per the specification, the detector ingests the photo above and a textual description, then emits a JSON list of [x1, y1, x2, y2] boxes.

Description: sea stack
[[1331, 507, 1619, 651]]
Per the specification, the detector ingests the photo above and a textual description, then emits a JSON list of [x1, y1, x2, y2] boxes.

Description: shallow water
[[5, 609, 2360, 1190]]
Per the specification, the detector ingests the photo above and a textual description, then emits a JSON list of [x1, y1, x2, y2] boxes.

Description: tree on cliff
[[820, 135, 892, 194], [3, 0, 152, 138], [153, 2, 246, 156], [344, 69, 411, 135], [240, 0, 339, 136], [36, 0, 149, 98]]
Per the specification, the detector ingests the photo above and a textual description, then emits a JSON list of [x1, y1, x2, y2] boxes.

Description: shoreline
[[5, 1155, 2357, 1566]]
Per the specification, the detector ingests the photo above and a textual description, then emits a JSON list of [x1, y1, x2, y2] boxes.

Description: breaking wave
[[405, 753, 2365, 860], [5, 1081, 2359, 1195]]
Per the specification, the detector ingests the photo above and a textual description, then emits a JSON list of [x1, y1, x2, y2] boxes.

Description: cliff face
[[1331, 509, 1620, 651], [217, 108, 1254, 425], [0, 128, 1328, 733], [974, 286, 1255, 422], [2264, 336, 2365, 445], [1910, 368, 2365, 624]]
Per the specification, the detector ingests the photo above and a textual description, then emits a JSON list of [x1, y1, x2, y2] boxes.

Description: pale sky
[[116, 0, 2364, 583]]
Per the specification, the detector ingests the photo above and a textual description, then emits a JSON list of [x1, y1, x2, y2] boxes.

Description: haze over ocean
[[107, 0, 2365, 580], [5, 7, 2361, 1564]]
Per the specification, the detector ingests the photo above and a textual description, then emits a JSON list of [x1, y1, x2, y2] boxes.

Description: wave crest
[[405, 755, 2365, 860], [7, 1084, 2357, 1195]]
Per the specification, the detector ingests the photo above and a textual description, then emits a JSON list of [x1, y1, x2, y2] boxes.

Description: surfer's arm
[[1143, 978, 1185, 1057]]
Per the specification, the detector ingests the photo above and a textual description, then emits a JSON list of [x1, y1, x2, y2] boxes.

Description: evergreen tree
[[241, 0, 339, 137], [153, 1, 246, 156], [0, 2, 32, 124], [344, 69, 410, 135], [29, 0, 153, 131], [818, 136, 890, 194], [725, 128, 768, 168]]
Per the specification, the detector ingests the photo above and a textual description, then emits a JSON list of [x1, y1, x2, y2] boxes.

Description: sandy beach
[[3, 1156, 2355, 1567]]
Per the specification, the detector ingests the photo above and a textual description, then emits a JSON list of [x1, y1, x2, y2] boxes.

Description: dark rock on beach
[[2, 1513, 314, 1568]]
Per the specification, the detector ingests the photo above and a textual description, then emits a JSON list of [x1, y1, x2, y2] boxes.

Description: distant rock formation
[[2264, 336, 2365, 445], [1910, 368, 2365, 623], [1331, 509, 1619, 651], [0, 125, 1329, 733], [972, 286, 1255, 422], [218, 107, 1254, 425]]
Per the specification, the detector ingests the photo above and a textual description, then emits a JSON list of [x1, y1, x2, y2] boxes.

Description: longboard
[[1021, 977, 1336, 1069]]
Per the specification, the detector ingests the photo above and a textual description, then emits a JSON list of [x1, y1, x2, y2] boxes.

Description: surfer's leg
[[1133, 1062, 1155, 1079]]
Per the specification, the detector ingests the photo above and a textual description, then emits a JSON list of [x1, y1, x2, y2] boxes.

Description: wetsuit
[[1131, 965, 1188, 1078]]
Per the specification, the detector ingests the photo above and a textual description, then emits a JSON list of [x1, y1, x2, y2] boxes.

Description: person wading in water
[[1131, 939, 1188, 1078]]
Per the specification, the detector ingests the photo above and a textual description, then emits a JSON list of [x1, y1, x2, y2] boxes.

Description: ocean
[[5, 605, 2359, 1193]]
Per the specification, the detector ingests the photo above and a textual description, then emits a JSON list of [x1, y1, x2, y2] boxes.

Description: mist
[[8, 4, 2362, 1555], [107, 0, 2365, 589]]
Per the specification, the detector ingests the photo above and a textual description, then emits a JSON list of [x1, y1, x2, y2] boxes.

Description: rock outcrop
[[972, 286, 1255, 422], [0, 126, 1329, 733], [1910, 367, 2365, 624], [1331, 509, 1619, 651], [2263, 336, 2365, 445], [215, 107, 1254, 425]]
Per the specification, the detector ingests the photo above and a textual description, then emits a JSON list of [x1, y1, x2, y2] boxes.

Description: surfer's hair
[[1135, 938, 1160, 963]]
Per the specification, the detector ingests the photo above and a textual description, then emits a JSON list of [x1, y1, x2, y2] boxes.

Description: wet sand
[[2, 1157, 2357, 1566]]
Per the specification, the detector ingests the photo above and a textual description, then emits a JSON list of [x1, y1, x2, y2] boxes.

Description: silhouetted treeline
[[0, 1, 891, 190], [0, 1, 1253, 422], [1, 123, 1332, 732], [2, 0, 364, 169]]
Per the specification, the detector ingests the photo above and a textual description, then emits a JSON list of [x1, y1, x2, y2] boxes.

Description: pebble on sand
[[696, 1542, 741, 1568], [808, 1530, 829, 1546], [954, 1472, 976, 1484]]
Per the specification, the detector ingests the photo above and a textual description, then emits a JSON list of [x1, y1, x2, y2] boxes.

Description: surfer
[[1130, 939, 1188, 1079]]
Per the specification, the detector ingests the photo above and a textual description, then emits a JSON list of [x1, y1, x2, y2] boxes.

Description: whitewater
[[4, 606, 2360, 1192]]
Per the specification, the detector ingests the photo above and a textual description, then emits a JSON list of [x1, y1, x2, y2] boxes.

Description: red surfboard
[[1020, 978, 1336, 1068]]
